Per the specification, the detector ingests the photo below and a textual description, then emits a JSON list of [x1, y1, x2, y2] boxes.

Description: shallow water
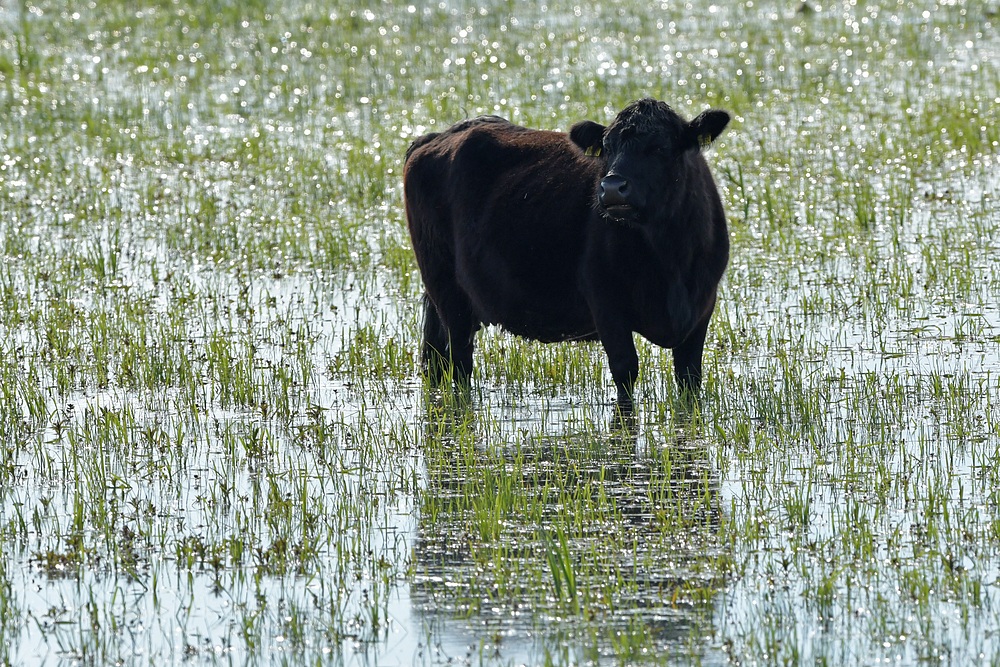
[[2, 0, 1000, 665]]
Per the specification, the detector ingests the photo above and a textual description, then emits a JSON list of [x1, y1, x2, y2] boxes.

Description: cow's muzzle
[[599, 174, 640, 222]]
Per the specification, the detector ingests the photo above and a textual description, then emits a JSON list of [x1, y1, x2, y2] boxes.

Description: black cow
[[403, 98, 730, 407]]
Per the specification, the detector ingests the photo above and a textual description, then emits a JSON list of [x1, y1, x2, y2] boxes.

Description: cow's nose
[[599, 175, 631, 207]]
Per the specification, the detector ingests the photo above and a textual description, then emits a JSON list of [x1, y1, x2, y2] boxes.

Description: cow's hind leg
[[421, 294, 451, 385], [447, 318, 477, 393], [439, 303, 477, 393], [421, 291, 478, 392]]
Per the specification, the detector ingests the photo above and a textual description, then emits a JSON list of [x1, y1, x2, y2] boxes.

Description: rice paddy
[[1, 0, 999, 664]]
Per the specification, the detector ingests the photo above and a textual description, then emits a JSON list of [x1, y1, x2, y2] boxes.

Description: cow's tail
[[405, 133, 441, 163]]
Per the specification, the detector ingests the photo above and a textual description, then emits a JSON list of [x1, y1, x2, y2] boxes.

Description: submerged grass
[[1, 0, 999, 664]]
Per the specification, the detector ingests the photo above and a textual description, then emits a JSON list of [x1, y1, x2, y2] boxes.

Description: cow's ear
[[569, 120, 606, 156], [687, 110, 730, 150]]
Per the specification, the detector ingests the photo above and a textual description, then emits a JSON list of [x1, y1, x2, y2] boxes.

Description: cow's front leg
[[596, 324, 639, 410], [671, 297, 715, 396]]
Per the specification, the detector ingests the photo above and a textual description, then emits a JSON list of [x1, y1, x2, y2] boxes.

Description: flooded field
[[1, 0, 999, 664]]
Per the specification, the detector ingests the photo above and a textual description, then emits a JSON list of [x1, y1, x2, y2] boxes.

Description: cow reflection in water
[[409, 400, 728, 663]]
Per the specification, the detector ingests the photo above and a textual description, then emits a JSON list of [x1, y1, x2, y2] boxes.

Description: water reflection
[[409, 394, 729, 664]]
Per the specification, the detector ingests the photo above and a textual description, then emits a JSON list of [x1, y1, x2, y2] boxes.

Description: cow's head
[[570, 99, 730, 225]]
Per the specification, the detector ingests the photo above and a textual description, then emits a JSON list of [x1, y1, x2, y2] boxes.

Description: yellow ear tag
[[584, 146, 602, 157]]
